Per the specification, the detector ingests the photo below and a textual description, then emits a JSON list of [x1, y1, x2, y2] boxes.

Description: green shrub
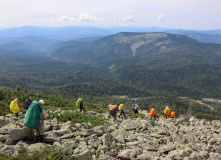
[[55, 111, 110, 127]]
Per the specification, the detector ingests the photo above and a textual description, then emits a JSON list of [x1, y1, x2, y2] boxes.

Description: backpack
[[10, 100, 19, 114], [24, 101, 43, 129], [76, 98, 82, 107], [119, 104, 124, 111], [25, 99, 32, 109], [132, 104, 137, 111]]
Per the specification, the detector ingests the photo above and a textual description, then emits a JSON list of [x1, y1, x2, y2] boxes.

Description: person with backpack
[[76, 98, 85, 113], [10, 98, 22, 118], [25, 97, 32, 110], [149, 107, 157, 120], [109, 103, 119, 122], [24, 100, 50, 143], [118, 104, 126, 119], [132, 103, 141, 118], [164, 106, 171, 118], [171, 110, 175, 118]]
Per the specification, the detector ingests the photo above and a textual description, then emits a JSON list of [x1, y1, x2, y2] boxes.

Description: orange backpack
[[150, 108, 156, 117]]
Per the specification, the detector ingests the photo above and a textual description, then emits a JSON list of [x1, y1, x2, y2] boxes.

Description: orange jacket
[[150, 108, 156, 117], [171, 111, 175, 118]]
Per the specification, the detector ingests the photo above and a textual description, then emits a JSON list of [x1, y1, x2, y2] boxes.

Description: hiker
[[164, 106, 171, 118], [132, 103, 141, 118], [171, 110, 175, 118], [24, 100, 50, 143], [109, 103, 119, 122], [76, 98, 85, 113], [150, 107, 157, 120], [118, 104, 126, 119], [10, 98, 22, 118], [25, 97, 32, 110]]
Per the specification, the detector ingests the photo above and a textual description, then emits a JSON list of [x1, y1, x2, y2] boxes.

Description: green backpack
[[76, 98, 82, 107], [24, 101, 43, 129]]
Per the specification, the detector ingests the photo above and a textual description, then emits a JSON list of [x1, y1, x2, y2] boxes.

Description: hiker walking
[[132, 103, 141, 118], [109, 103, 119, 122], [10, 98, 22, 118], [171, 110, 175, 118], [25, 97, 32, 110], [164, 106, 171, 118], [118, 104, 126, 119], [150, 107, 158, 120], [76, 98, 86, 113], [24, 100, 50, 143]]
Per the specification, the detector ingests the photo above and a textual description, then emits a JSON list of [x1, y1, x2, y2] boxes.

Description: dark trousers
[[80, 106, 84, 112], [15, 113, 18, 118], [119, 110, 126, 118]]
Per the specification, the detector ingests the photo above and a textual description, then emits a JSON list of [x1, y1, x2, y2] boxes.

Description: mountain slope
[[49, 32, 198, 63]]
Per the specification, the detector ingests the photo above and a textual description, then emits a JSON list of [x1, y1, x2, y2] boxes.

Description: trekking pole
[[49, 102, 54, 132]]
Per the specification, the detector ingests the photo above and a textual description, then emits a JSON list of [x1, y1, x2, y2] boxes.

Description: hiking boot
[[34, 135, 39, 143], [39, 135, 44, 143]]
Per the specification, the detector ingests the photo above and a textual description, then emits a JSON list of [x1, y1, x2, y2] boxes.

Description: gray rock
[[71, 148, 92, 160], [101, 145, 110, 152], [158, 143, 176, 155], [208, 152, 221, 160], [78, 141, 87, 150], [5, 128, 33, 145], [102, 133, 115, 147], [0, 135, 8, 142], [0, 146, 15, 156], [121, 119, 140, 130], [116, 149, 137, 159], [28, 143, 46, 152]]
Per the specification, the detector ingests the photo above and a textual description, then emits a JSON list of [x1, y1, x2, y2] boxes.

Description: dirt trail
[[195, 100, 214, 111]]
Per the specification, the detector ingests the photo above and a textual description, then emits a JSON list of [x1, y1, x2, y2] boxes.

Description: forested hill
[[1, 32, 221, 98], [48, 32, 198, 63]]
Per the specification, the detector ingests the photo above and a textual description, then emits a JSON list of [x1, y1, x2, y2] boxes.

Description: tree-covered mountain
[[1, 32, 221, 98], [48, 32, 198, 63]]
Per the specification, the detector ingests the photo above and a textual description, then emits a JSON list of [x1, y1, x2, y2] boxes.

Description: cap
[[39, 100, 45, 105]]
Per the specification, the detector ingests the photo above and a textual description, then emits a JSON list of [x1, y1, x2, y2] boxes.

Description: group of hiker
[[9, 97, 175, 143], [10, 98, 51, 143], [149, 106, 175, 120], [108, 103, 176, 122]]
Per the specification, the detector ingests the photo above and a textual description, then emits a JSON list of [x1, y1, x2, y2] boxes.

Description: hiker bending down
[[150, 107, 158, 120], [132, 103, 142, 118], [164, 106, 170, 118], [10, 98, 22, 118], [24, 100, 50, 143], [76, 98, 85, 113], [118, 104, 126, 119], [109, 103, 119, 122]]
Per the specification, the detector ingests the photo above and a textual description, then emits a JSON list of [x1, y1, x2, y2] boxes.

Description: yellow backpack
[[10, 100, 19, 113]]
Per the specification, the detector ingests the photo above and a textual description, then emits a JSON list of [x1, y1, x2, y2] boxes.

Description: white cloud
[[156, 14, 166, 22], [79, 13, 105, 21], [123, 16, 135, 22], [51, 16, 76, 21]]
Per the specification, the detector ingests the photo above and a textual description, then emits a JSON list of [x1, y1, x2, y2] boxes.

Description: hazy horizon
[[0, 0, 220, 30]]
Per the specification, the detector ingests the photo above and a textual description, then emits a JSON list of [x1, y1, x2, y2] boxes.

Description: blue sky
[[0, 0, 220, 30]]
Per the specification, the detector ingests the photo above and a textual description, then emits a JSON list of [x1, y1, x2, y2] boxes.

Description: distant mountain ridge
[[1, 31, 221, 98], [48, 32, 198, 63]]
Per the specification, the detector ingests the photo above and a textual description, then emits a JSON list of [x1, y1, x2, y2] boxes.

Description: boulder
[[71, 148, 92, 160], [5, 128, 33, 145], [102, 133, 115, 147], [28, 143, 47, 152], [116, 149, 137, 159]]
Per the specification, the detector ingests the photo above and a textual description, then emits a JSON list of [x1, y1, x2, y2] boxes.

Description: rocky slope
[[0, 109, 221, 160]]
